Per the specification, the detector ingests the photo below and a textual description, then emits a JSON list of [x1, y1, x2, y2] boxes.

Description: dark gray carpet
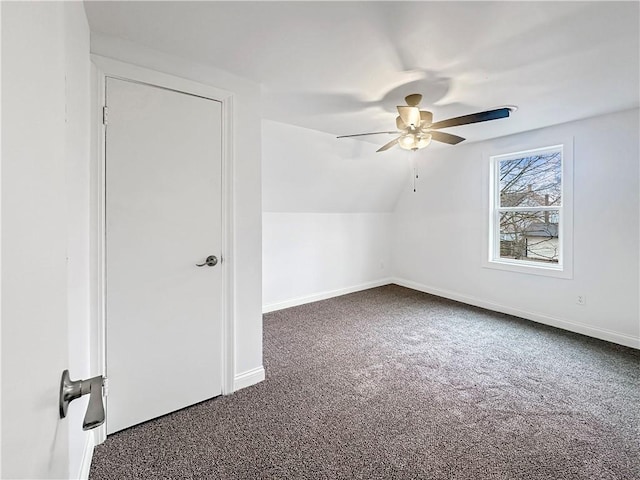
[[90, 285, 640, 479]]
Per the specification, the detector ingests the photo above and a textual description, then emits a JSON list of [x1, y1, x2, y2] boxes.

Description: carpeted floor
[[90, 285, 640, 479]]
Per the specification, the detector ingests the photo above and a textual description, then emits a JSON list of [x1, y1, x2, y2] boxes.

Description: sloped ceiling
[[86, 1, 639, 147], [85, 1, 639, 214], [262, 119, 409, 213]]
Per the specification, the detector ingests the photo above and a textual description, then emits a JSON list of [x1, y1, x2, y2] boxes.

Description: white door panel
[[2, 3, 71, 477], [106, 78, 222, 434]]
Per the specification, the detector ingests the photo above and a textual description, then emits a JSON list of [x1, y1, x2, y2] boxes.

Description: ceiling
[[85, 1, 639, 148]]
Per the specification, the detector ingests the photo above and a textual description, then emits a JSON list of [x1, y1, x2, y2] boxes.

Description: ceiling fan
[[337, 94, 514, 152]]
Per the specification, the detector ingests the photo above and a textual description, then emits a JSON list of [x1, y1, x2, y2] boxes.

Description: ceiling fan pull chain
[[409, 152, 418, 193]]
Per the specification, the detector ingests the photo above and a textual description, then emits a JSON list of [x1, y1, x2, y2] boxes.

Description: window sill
[[483, 258, 573, 279]]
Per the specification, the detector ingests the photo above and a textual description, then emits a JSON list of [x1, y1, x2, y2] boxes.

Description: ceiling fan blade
[[429, 131, 466, 145], [429, 107, 512, 130], [336, 131, 399, 139], [419, 110, 433, 127], [377, 137, 401, 152], [397, 106, 420, 127]]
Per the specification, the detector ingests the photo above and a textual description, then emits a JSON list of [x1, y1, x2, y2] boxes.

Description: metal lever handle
[[196, 255, 218, 267], [59, 370, 105, 431], [83, 376, 106, 430]]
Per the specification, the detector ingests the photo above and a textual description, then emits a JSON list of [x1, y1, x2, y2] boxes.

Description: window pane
[[499, 210, 559, 263], [499, 150, 561, 207]]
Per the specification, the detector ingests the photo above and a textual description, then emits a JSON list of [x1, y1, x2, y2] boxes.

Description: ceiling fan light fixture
[[398, 133, 432, 151], [398, 134, 417, 150], [415, 134, 432, 149]]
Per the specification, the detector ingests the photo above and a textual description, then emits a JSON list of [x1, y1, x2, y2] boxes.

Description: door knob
[[196, 255, 218, 267]]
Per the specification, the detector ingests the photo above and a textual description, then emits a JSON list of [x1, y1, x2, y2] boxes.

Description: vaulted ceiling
[[85, 1, 639, 148]]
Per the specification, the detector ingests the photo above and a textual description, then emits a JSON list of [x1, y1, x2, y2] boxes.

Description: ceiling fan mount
[[338, 93, 514, 152], [404, 93, 423, 107]]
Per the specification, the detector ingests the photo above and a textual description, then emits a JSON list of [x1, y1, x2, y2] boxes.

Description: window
[[487, 143, 572, 277]]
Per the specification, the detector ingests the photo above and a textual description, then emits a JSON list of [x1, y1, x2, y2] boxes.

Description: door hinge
[[102, 377, 109, 397], [102, 106, 108, 125]]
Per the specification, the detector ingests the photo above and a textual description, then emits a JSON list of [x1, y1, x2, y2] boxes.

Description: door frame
[[91, 55, 236, 444]]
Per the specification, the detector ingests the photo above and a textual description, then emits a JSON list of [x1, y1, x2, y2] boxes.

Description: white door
[[105, 77, 223, 434], [2, 3, 73, 477]]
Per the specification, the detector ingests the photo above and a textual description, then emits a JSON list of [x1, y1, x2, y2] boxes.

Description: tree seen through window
[[496, 148, 562, 264]]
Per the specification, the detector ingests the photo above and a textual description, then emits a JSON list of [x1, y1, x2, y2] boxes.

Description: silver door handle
[[196, 255, 218, 267], [59, 370, 105, 431]]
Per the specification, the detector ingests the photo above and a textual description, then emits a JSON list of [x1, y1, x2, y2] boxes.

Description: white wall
[[90, 34, 263, 379], [2, 2, 93, 478], [392, 108, 640, 347], [262, 120, 408, 310], [263, 213, 392, 310]]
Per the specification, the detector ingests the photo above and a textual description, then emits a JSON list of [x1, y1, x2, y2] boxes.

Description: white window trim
[[482, 137, 574, 279]]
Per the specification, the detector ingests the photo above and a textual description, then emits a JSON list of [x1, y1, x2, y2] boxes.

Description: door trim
[[91, 55, 236, 444]]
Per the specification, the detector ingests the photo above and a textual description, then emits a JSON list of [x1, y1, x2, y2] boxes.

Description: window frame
[[484, 139, 573, 279]]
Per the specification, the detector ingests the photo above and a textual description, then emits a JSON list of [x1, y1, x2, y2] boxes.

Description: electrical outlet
[[577, 295, 586, 306]]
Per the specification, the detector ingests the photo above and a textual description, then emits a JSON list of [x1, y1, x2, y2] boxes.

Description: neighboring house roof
[[524, 222, 558, 237], [501, 189, 554, 208]]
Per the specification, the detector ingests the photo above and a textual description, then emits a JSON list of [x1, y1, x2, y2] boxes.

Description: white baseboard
[[392, 277, 640, 349], [78, 432, 96, 480], [92, 423, 106, 446], [234, 366, 265, 392], [262, 278, 393, 313]]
